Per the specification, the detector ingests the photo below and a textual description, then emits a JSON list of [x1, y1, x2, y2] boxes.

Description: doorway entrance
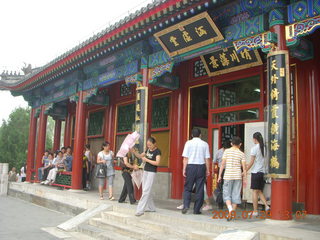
[[190, 84, 209, 141]]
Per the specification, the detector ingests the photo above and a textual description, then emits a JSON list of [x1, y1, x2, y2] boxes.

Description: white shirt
[[250, 144, 266, 173], [20, 167, 26, 178], [182, 137, 210, 164]]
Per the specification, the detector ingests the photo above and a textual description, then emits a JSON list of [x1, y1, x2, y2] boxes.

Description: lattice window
[[193, 60, 208, 78], [87, 111, 104, 136], [152, 96, 169, 129], [117, 104, 135, 132], [120, 83, 132, 97]]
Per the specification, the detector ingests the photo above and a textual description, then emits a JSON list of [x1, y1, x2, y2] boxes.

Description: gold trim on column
[[290, 63, 299, 201], [267, 50, 291, 179]]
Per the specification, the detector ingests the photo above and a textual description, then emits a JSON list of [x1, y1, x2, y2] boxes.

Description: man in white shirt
[[182, 128, 210, 214]]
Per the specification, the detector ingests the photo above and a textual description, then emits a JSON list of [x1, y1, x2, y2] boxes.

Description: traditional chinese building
[[1, 0, 319, 219]]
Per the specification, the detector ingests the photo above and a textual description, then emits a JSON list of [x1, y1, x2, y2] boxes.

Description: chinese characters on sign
[[135, 85, 148, 154], [154, 12, 224, 57], [267, 51, 291, 178], [200, 47, 262, 76]]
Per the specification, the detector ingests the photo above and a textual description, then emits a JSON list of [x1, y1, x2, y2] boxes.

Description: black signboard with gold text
[[201, 47, 262, 76], [267, 50, 291, 178], [154, 12, 224, 57], [135, 83, 148, 156]]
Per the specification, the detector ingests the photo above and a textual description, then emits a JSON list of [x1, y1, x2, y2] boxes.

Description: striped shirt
[[222, 147, 245, 180]]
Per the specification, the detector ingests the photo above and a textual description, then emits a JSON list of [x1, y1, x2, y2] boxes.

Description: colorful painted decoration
[[233, 32, 271, 52]]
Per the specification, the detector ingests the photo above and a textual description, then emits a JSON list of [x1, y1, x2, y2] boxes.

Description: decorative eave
[[2, 0, 228, 92]]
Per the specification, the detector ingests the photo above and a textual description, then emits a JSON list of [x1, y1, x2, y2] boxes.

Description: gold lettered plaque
[[154, 12, 224, 57]]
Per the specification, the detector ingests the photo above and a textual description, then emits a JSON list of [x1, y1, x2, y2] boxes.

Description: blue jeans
[[65, 158, 72, 171], [38, 167, 43, 181]]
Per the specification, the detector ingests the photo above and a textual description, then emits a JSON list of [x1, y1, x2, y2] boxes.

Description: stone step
[[190, 231, 220, 240], [67, 231, 98, 240], [101, 210, 135, 223], [77, 223, 105, 237], [145, 211, 228, 233], [112, 205, 227, 236], [113, 204, 137, 215], [89, 217, 181, 240], [127, 218, 189, 239], [77, 222, 137, 240], [97, 231, 138, 240]]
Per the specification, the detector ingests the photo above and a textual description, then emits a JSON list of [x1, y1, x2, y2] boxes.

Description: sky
[[0, 0, 153, 121]]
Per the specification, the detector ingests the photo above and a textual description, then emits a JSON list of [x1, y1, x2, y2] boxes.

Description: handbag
[[95, 164, 106, 178]]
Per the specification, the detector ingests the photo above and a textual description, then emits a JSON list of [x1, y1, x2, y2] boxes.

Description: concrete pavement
[[0, 195, 71, 240]]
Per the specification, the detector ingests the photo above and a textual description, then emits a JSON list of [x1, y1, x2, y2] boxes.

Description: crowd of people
[[8, 165, 26, 182], [9, 127, 268, 219], [37, 146, 93, 190], [180, 128, 269, 220]]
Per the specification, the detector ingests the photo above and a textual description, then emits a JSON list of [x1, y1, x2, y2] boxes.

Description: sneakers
[[177, 204, 184, 210], [43, 180, 50, 185], [202, 204, 212, 211], [135, 212, 144, 217]]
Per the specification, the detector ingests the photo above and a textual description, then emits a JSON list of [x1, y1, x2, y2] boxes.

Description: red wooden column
[[71, 91, 86, 189], [53, 119, 62, 151], [64, 103, 72, 147], [269, 23, 293, 220], [170, 89, 185, 198], [26, 108, 38, 182], [35, 105, 48, 180]]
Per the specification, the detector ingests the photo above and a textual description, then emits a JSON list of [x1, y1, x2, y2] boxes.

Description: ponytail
[[253, 132, 264, 157]]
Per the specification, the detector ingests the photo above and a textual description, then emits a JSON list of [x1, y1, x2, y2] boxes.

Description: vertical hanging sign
[[267, 50, 291, 178], [135, 83, 148, 156]]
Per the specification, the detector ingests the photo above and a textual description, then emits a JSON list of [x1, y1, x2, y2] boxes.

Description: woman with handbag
[[96, 141, 115, 200]]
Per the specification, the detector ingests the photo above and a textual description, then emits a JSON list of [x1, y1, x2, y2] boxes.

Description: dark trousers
[[183, 164, 206, 213], [82, 168, 87, 189], [42, 166, 53, 181], [119, 171, 136, 204]]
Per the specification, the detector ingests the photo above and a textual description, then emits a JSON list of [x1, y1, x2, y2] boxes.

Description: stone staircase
[[75, 204, 225, 240]]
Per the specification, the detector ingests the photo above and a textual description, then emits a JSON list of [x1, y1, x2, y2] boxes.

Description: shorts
[[251, 172, 265, 190], [98, 175, 114, 187], [223, 179, 242, 204]]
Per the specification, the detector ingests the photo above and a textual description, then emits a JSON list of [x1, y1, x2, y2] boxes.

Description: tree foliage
[[0, 107, 30, 172], [0, 107, 54, 173]]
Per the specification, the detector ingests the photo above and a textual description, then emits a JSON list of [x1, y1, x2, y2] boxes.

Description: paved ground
[[0, 196, 71, 240], [7, 182, 320, 240]]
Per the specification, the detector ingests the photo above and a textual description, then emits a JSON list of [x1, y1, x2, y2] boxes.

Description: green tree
[[0, 107, 30, 172], [0, 107, 59, 173]]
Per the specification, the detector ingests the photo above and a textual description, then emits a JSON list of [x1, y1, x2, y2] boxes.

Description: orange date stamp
[[212, 210, 308, 220]]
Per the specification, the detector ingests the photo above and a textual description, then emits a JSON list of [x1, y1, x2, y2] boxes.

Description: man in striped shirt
[[218, 136, 247, 221]]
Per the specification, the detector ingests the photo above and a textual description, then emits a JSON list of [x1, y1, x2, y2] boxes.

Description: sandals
[[100, 195, 104, 200], [109, 196, 115, 201]]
